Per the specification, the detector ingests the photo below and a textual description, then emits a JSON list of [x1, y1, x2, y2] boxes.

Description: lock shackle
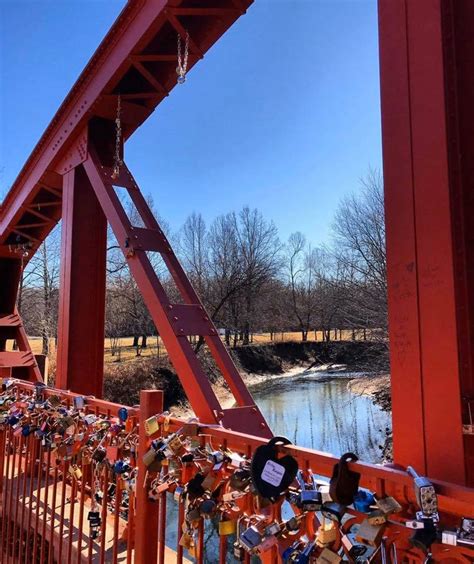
[[406, 466, 420, 479], [340, 452, 358, 464], [267, 436, 293, 448]]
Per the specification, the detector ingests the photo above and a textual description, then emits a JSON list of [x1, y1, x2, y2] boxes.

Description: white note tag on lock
[[261, 460, 285, 487]]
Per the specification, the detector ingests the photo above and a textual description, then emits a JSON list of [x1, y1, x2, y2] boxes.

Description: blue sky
[[0, 0, 381, 246]]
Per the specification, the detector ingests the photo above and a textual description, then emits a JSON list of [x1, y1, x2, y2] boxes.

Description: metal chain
[[176, 31, 189, 84], [112, 95, 122, 180]]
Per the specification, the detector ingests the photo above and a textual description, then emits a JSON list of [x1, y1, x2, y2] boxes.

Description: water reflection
[[253, 376, 391, 463]]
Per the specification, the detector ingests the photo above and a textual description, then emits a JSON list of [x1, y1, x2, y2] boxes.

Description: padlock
[[199, 498, 216, 518], [179, 532, 193, 549], [282, 540, 303, 562], [219, 518, 237, 536], [144, 415, 159, 436], [316, 520, 337, 547], [407, 466, 438, 517], [375, 496, 402, 515], [295, 470, 323, 511], [73, 396, 85, 410], [409, 517, 438, 552], [187, 543, 198, 559], [48, 395, 61, 407], [222, 490, 245, 503], [174, 485, 184, 502], [142, 447, 163, 472], [321, 501, 346, 523], [353, 490, 376, 513], [92, 447, 106, 463], [69, 464, 82, 480], [367, 509, 387, 526], [240, 524, 263, 552], [257, 534, 278, 553], [316, 548, 342, 564], [232, 541, 246, 561], [294, 540, 316, 563], [185, 506, 201, 524], [230, 468, 251, 491], [285, 515, 302, 532], [441, 530, 458, 546], [458, 517, 474, 547], [355, 518, 385, 547], [167, 434, 184, 455], [201, 472, 217, 491], [341, 533, 379, 563], [88, 510, 101, 539], [265, 521, 281, 537]]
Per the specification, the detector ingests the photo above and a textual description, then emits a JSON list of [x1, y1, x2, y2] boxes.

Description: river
[[252, 371, 392, 463], [163, 372, 392, 561]]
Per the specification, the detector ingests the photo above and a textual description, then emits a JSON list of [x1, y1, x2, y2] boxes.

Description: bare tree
[[21, 226, 61, 355], [333, 169, 387, 341]]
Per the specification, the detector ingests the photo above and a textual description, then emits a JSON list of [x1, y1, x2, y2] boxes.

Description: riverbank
[[104, 340, 389, 411]]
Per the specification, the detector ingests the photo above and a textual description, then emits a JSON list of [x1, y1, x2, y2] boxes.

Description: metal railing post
[[135, 390, 163, 564]]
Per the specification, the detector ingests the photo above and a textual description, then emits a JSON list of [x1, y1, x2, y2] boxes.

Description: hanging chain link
[[112, 95, 122, 180], [176, 31, 189, 84]]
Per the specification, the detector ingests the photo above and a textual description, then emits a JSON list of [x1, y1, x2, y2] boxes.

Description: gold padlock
[[316, 520, 337, 547], [375, 496, 402, 515], [179, 533, 193, 549], [367, 509, 387, 526], [218, 519, 237, 536], [69, 464, 82, 480], [167, 435, 183, 454], [355, 518, 384, 547], [188, 544, 198, 559], [144, 416, 159, 436], [316, 548, 342, 563]]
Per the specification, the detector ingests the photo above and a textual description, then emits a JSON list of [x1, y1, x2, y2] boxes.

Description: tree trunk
[[302, 330, 308, 342], [225, 328, 231, 346], [141, 335, 147, 348], [133, 335, 139, 347]]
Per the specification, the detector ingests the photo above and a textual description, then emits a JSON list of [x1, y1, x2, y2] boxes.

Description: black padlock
[[329, 452, 360, 506], [232, 541, 245, 561], [250, 436, 298, 502]]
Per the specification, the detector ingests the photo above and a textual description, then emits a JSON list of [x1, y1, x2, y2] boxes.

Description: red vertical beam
[[441, 0, 474, 485], [379, 0, 466, 484], [378, 0, 426, 473], [135, 390, 163, 564], [56, 165, 107, 396]]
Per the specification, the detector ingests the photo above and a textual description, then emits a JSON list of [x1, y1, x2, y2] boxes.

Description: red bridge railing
[[0, 381, 473, 563]]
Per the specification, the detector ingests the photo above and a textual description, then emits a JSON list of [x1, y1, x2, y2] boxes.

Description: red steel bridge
[[0, 0, 473, 536]]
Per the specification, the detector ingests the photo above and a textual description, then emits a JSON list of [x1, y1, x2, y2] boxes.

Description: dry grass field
[[10, 329, 369, 366]]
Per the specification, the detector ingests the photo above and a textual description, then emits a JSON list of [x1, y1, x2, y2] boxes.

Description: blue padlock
[[353, 489, 376, 513], [118, 407, 128, 422]]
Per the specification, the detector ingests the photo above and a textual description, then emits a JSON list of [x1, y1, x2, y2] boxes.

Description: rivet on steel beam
[[173, 316, 179, 321], [179, 329, 184, 333], [168, 305, 173, 310]]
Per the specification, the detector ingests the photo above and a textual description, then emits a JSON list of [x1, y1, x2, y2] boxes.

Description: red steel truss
[[0, 0, 473, 483]]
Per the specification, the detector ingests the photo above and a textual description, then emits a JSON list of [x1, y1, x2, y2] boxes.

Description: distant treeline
[[18, 170, 387, 360]]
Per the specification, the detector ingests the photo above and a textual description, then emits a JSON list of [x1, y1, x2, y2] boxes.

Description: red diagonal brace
[[83, 144, 271, 437]]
